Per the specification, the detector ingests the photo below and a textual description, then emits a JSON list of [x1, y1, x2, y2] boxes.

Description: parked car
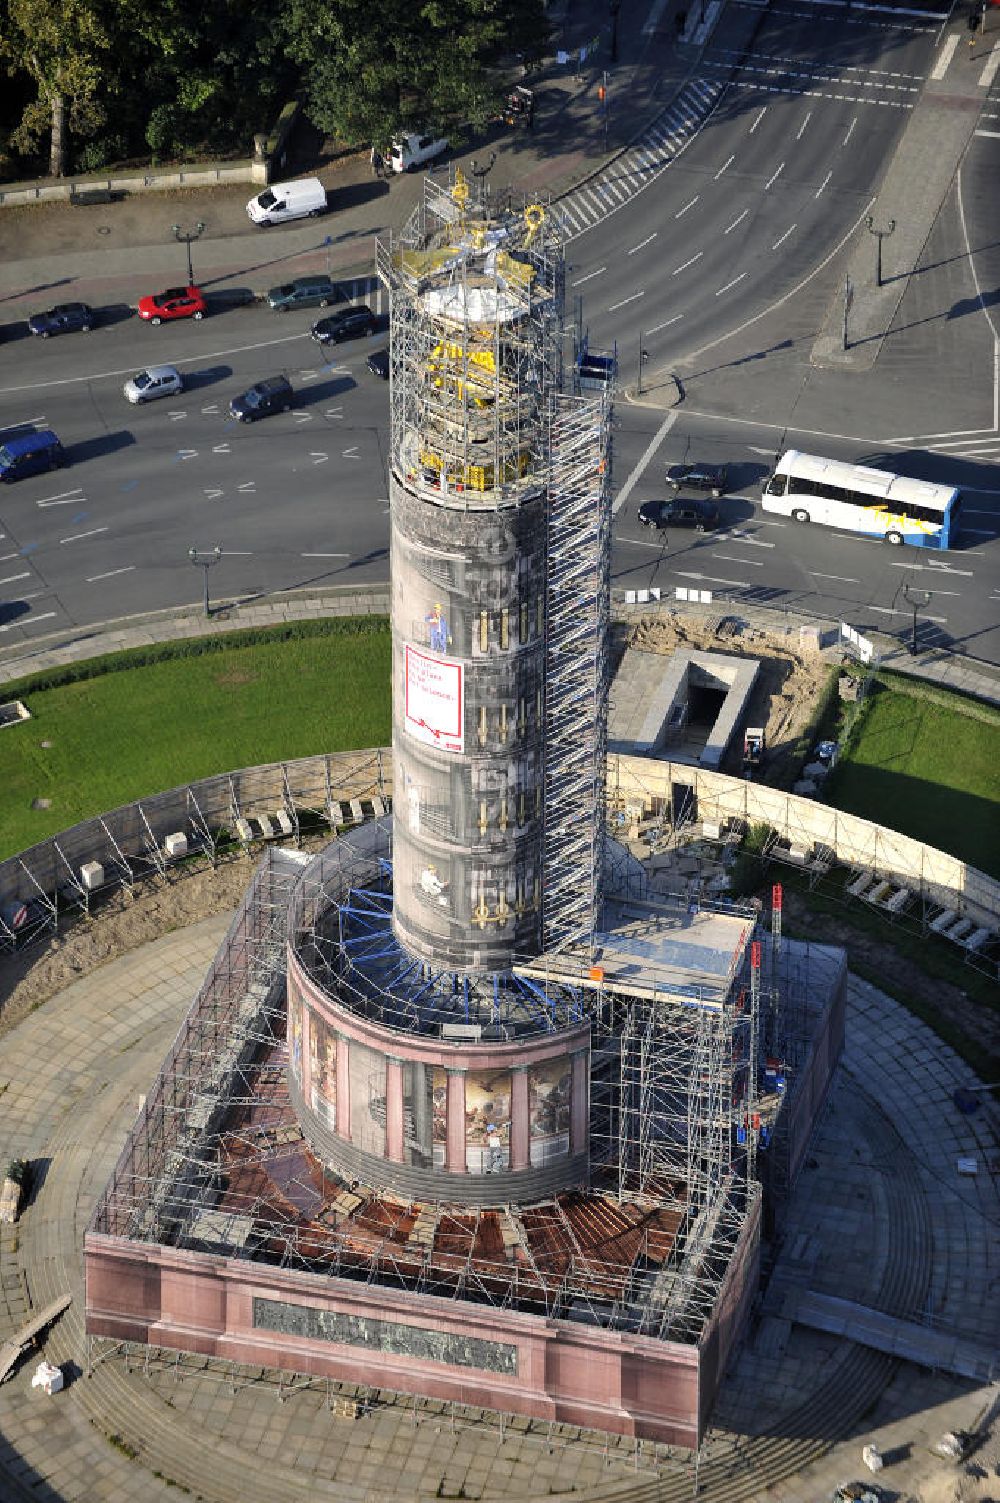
[[637, 497, 719, 532], [203, 286, 257, 313], [246, 177, 327, 226], [137, 286, 207, 325], [366, 349, 390, 379], [27, 302, 93, 338], [229, 375, 294, 422], [665, 462, 728, 497], [266, 276, 342, 313], [123, 365, 184, 404], [0, 429, 65, 482], [389, 132, 448, 173], [311, 306, 377, 345]]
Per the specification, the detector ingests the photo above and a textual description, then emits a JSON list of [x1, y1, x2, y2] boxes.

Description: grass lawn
[[0, 621, 391, 859], [826, 673, 1000, 878]]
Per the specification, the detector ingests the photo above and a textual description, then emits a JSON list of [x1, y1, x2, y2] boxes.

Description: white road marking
[[301, 552, 350, 558], [764, 162, 785, 190], [294, 412, 313, 424], [978, 42, 1000, 90], [646, 315, 684, 333], [0, 551, 23, 561], [675, 196, 700, 218], [771, 224, 797, 249], [930, 33, 959, 79], [342, 447, 360, 459], [727, 531, 775, 547], [177, 448, 198, 460], [204, 488, 224, 499], [0, 571, 30, 585], [310, 452, 329, 465], [712, 553, 764, 565], [86, 566, 135, 583], [674, 570, 752, 587], [976, 128, 1000, 138], [716, 274, 748, 296], [571, 266, 607, 286], [749, 107, 767, 134], [0, 414, 48, 432], [613, 410, 680, 516], [810, 572, 859, 583], [324, 407, 344, 419], [887, 560, 973, 576], [796, 110, 812, 139], [0, 331, 311, 396], [60, 527, 108, 543], [237, 481, 256, 493], [201, 404, 220, 414], [673, 252, 704, 276], [842, 118, 857, 146], [168, 410, 186, 421], [608, 291, 645, 311], [724, 210, 749, 234], [714, 155, 735, 179], [870, 604, 948, 622], [35, 488, 82, 507], [618, 534, 668, 550], [0, 611, 57, 632], [814, 171, 832, 198], [628, 233, 658, 255], [212, 443, 231, 454]]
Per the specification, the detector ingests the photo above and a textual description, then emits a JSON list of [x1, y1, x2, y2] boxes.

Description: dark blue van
[[0, 429, 65, 482]]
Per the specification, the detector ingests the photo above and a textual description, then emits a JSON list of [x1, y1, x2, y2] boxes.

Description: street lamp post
[[189, 545, 223, 618], [171, 220, 206, 285], [902, 584, 931, 656], [865, 214, 895, 289], [469, 151, 497, 204], [637, 335, 649, 396]]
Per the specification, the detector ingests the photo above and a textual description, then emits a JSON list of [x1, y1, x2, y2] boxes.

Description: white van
[[389, 132, 449, 174], [246, 177, 327, 226]]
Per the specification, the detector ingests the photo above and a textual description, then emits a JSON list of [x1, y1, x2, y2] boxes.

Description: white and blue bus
[[762, 450, 962, 549]]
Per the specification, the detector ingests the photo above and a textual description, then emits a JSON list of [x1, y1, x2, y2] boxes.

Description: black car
[[665, 462, 728, 497], [637, 497, 719, 532], [366, 349, 389, 379], [311, 305, 378, 345], [229, 374, 294, 422], [27, 302, 94, 338]]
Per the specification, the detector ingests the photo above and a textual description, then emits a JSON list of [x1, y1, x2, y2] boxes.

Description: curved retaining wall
[[1, 747, 996, 954]]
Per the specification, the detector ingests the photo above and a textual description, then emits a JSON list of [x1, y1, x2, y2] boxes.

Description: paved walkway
[[0, 915, 996, 1502]]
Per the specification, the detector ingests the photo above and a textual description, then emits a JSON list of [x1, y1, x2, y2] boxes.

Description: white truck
[[246, 177, 327, 226]]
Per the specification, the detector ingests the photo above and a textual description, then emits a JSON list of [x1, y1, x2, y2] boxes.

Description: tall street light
[[637, 334, 649, 396], [189, 545, 223, 618], [469, 151, 497, 202], [902, 584, 931, 656], [865, 215, 895, 289], [172, 220, 206, 285]]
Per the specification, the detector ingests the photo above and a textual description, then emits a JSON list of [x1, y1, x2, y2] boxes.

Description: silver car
[[123, 365, 184, 404]]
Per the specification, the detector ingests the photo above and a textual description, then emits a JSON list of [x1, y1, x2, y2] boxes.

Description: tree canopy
[[0, 0, 549, 178]]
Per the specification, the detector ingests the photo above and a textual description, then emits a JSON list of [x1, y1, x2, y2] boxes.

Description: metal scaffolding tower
[[542, 385, 614, 956]]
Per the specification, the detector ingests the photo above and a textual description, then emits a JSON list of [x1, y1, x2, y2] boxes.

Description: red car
[[137, 286, 207, 325]]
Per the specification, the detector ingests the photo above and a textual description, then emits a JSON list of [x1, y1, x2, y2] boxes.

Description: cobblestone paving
[[0, 920, 996, 1502]]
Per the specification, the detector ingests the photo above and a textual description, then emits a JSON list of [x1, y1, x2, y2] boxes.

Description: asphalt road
[[1, 1, 999, 666], [0, 307, 394, 632]]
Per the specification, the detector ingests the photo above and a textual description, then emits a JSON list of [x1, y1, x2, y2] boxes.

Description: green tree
[[283, 0, 548, 149], [0, 0, 111, 176]]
